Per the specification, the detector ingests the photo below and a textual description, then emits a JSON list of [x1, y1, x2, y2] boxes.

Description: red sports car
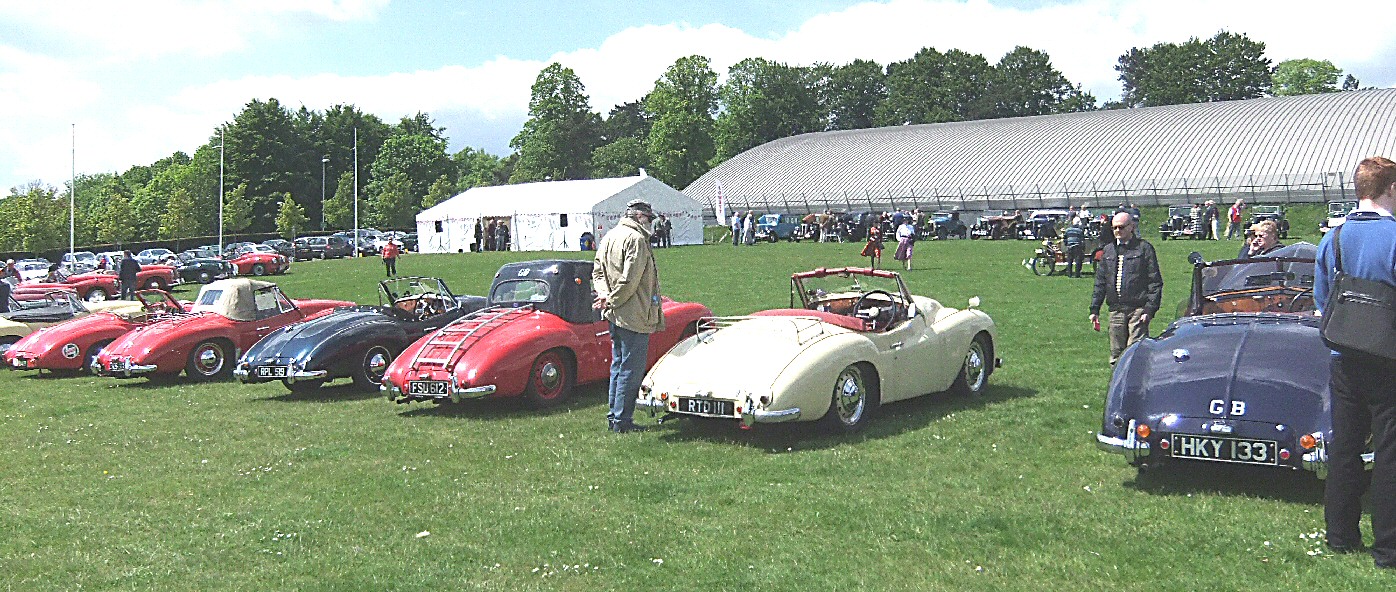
[[382, 259, 711, 408], [21, 265, 179, 301], [91, 278, 353, 381], [227, 244, 289, 276], [5, 290, 190, 373]]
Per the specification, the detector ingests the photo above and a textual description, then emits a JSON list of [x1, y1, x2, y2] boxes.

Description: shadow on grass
[[392, 382, 609, 420], [647, 384, 1036, 452], [1124, 462, 1325, 504], [256, 382, 385, 403]]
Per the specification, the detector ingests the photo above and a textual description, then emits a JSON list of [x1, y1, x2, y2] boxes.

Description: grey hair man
[[592, 199, 665, 433], [1089, 212, 1163, 363]]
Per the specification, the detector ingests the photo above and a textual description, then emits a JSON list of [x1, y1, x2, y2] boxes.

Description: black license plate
[[109, 359, 126, 372], [1170, 434, 1278, 465], [677, 397, 734, 417], [255, 365, 289, 378], [408, 380, 449, 396]]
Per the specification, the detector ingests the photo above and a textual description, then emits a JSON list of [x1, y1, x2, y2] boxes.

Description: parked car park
[[135, 248, 177, 265], [293, 235, 353, 260], [1247, 205, 1290, 238], [5, 289, 190, 372], [261, 239, 295, 258], [60, 251, 98, 274], [334, 229, 381, 255], [14, 260, 51, 283], [226, 244, 289, 276], [0, 289, 146, 354], [175, 252, 236, 284], [1320, 200, 1357, 235], [927, 211, 967, 239]]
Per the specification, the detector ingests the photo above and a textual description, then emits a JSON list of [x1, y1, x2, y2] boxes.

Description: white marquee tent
[[415, 174, 704, 253]]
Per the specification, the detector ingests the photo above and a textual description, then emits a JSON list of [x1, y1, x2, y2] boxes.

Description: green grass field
[[4, 221, 1385, 591]]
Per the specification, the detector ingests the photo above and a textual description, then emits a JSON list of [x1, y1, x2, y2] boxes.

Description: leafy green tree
[[714, 58, 825, 160], [645, 55, 718, 188], [1273, 58, 1343, 96], [95, 194, 138, 245], [825, 59, 886, 130], [987, 46, 1096, 117], [452, 147, 507, 189], [1117, 31, 1272, 107], [224, 99, 313, 231], [510, 63, 602, 183], [0, 183, 68, 251], [367, 132, 451, 216], [316, 104, 392, 225], [591, 137, 649, 178], [878, 47, 993, 125], [421, 175, 455, 210], [159, 188, 201, 240], [600, 100, 652, 143], [275, 193, 309, 239], [367, 172, 415, 229], [222, 183, 253, 234], [323, 171, 356, 230], [396, 112, 448, 142], [1343, 74, 1362, 91]]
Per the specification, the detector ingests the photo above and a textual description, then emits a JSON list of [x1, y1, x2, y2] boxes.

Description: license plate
[[676, 397, 734, 417], [255, 365, 289, 378], [109, 359, 126, 372], [1170, 434, 1278, 465], [408, 380, 449, 396]]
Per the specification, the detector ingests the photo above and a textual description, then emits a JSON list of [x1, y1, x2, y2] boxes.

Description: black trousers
[[1065, 244, 1085, 277], [383, 257, 396, 277], [1325, 351, 1396, 566]]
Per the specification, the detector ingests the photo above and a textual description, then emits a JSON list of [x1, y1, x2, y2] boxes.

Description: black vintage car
[[1096, 243, 1366, 478], [1158, 205, 1202, 240], [233, 277, 487, 392], [174, 253, 236, 284], [1248, 205, 1290, 238]]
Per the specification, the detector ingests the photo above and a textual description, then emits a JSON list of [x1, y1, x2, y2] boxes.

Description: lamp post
[[321, 155, 329, 231], [217, 127, 225, 254]]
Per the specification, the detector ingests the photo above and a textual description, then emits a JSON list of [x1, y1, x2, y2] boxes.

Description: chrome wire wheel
[[831, 365, 867, 427], [963, 339, 988, 393]]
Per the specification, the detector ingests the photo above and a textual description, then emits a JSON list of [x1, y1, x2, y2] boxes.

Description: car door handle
[[257, 326, 271, 331], [891, 341, 903, 349], [596, 330, 610, 337]]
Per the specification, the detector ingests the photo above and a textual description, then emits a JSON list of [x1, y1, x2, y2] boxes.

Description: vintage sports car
[[234, 277, 488, 392], [381, 259, 712, 408], [636, 267, 999, 432], [1319, 200, 1357, 235], [90, 279, 353, 381], [1158, 205, 1204, 240], [22, 265, 179, 302], [226, 244, 289, 276], [0, 290, 145, 354], [970, 210, 1022, 240], [1095, 243, 1363, 478], [175, 253, 237, 284], [1247, 204, 1290, 238], [4, 290, 189, 372]]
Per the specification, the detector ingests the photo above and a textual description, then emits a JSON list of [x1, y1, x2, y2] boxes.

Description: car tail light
[[1158, 439, 1170, 450], [1299, 434, 1317, 450], [1135, 424, 1151, 439], [1279, 449, 1291, 461]]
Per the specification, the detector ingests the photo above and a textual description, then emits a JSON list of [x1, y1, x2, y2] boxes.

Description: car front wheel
[[186, 339, 233, 381], [197, 271, 212, 283], [819, 363, 876, 433], [251, 263, 267, 276], [950, 333, 992, 396], [85, 287, 110, 302], [523, 349, 574, 408]]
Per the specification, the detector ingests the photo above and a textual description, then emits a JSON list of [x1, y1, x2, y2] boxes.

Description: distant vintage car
[[293, 235, 354, 260], [174, 252, 237, 284], [927, 211, 967, 239], [1158, 205, 1203, 240], [1022, 209, 1071, 239], [234, 277, 488, 393], [135, 248, 177, 265], [1095, 243, 1362, 478], [755, 213, 803, 242], [60, 251, 98, 274], [382, 259, 712, 408], [261, 239, 295, 258], [227, 244, 289, 276], [636, 267, 999, 432], [970, 210, 1022, 240], [1247, 205, 1290, 238], [90, 279, 354, 381], [1319, 200, 1358, 235], [21, 265, 179, 302], [0, 289, 145, 354], [5, 290, 189, 372]]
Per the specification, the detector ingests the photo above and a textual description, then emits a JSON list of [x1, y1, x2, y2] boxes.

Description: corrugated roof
[[686, 89, 1396, 208]]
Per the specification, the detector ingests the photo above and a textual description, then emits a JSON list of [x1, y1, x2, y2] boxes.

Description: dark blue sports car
[[233, 277, 487, 393], [1096, 243, 1370, 478]]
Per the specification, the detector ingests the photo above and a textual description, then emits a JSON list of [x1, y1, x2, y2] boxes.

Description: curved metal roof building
[[685, 88, 1396, 214]]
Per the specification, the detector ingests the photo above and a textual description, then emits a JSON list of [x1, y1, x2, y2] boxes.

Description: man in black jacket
[[1062, 219, 1087, 278], [118, 250, 140, 300], [1089, 212, 1163, 364]]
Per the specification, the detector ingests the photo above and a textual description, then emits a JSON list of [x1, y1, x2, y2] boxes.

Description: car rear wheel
[[1031, 256, 1054, 276], [143, 277, 166, 291], [84, 287, 110, 302], [251, 263, 267, 276], [350, 344, 394, 390], [283, 378, 326, 393], [523, 349, 573, 409], [84, 340, 113, 375], [819, 363, 876, 433], [197, 271, 212, 283], [950, 333, 992, 396], [186, 339, 233, 381]]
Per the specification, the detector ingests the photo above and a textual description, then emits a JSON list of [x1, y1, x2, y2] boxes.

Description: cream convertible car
[[637, 267, 999, 432]]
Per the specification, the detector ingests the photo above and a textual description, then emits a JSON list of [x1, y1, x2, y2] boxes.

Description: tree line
[[0, 30, 1365, 253]]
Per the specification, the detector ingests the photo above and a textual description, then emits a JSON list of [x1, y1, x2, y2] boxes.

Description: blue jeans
[[607, 322, 650, 428]]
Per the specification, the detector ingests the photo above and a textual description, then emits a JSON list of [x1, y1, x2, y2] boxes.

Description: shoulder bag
[[1320, 223, 1396, 359]]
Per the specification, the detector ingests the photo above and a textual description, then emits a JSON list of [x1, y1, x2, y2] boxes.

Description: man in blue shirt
[[1318, 156, 1396, 566]]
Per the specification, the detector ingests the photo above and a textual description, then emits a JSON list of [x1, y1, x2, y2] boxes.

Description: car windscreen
[[1200, 257, 1315, 296], [490, 279, 550, 304], [382, 278, 448, 301], [797, 273, 904, 307]]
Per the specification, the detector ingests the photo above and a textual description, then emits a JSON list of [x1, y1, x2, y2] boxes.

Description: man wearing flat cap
[[592, 198, 665, 433]]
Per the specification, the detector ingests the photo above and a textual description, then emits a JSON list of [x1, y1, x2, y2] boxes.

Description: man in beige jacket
[[592, 199, 665, 433]]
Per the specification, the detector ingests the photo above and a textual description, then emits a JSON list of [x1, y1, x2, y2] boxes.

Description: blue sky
[[2, 0, 1394, 193]]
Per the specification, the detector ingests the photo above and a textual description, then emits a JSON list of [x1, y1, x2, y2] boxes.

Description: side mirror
[[1188, 252, 1204, 266]]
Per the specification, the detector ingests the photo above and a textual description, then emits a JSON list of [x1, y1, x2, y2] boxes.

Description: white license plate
[[677, 397, 734, 417], [255, 365, 289, 378], [1170, 434, 1278, 465], [408, 380, 449, 396]]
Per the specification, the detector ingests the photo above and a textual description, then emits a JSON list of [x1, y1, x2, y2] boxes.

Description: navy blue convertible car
[[1096, 243, 1369, 478]]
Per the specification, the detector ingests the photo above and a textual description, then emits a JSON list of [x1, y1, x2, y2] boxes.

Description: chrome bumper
[[1096, 420, 1150, 463], [90, 357, 158, 377], [1301, 435, 1375, 479], [233, 363, 327, 384], [382, 381, 497, 403]]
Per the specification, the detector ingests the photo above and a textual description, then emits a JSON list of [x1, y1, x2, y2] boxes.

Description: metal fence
[[702, 172, 1354, 224]]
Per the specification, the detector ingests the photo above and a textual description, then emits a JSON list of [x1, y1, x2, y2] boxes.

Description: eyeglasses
[[1112, 225, 1131, 229]]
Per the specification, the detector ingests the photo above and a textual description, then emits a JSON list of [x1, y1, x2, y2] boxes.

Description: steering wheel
[[852, 289, 899, 331], [415, 295, 444, 320]]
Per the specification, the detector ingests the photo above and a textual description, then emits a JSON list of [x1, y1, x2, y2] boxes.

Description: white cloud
[[4, 0, 1396, 192]]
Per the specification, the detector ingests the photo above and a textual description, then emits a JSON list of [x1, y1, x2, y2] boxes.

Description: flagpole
[[353, 127, 359, 257], [70, 124, 76, 261], [218, 127, 225, 253]]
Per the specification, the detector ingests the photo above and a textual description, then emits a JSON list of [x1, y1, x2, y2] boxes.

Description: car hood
[[645, 316, 848, 396], [106, 312, 222, 354], [1114, 314, 1329, 425], [245, 306, 385, 360]]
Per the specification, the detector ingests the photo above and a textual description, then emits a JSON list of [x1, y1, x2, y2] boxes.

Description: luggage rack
[[697, 315, 828, 345], [407, 305, 533, 370]]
